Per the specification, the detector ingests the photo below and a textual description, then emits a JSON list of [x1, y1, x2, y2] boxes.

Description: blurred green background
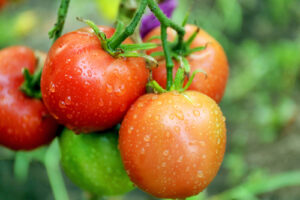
[[0, 0, 300, 199]]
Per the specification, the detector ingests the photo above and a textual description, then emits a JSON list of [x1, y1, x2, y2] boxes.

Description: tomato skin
[[0, 46, 58, 151], [60, 128, 134, 196], [41, 26, 149, 133], [144, 24, 229, 103], [119, 91, 226, 198]]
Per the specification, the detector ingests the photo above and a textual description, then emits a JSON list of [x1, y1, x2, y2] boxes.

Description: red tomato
[[41, 26, 149, 133], [144, 24, 229, 103], [0, 46, 58, 151], [119, 91, 226, 198], [0, 0, 6, 10]]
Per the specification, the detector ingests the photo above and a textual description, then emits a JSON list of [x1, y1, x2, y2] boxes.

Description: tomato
[[41, 26, 149, 133], [59, 128, 134, 196], [119, 91, 226, 198], [144, 24, 229, 103], [0, 0, 6, 10], [0, 46, 58, 151]]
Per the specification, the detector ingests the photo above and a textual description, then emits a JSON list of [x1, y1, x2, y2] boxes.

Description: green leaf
[[95, 0, 121, 21]]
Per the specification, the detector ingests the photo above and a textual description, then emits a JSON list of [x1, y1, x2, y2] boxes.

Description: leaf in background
[[94, 0, 121, 21], [14, 10, 37, 37]]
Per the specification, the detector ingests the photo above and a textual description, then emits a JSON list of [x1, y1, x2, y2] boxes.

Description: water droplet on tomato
[[140, 148, 145, 154], [161, 162, 166, 167], [65, 58, 71, 64], [65, 96, 71, 105], [193, 110, 200, 117], [115, 84, 126, 96], [175, 111, 184, 120], [106, 84, 113, 93], [59, 101, 66, 109], [128, 126, 134, 134], [144, 135, 150, 142], [133, 114, 137, 119], [49, 82, 55, 93], [217, 138, 221, 144], [163, 150, 169, 156]]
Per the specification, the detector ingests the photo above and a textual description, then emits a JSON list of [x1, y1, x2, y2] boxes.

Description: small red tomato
[[0, 46, 58, 151], [119, 91, 226, 198], [144, 24, 229, 103], [41, 26, 149, 133]]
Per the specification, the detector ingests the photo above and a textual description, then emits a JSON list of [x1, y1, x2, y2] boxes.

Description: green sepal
[[119, 43, 159, 51], [147, 80, 167, 94], [180, 69, 207, 92], [20, 51, 46, 99], [107, 20, 125, 42], [173, 67, 185, 91], [20, 68, 42, 99]]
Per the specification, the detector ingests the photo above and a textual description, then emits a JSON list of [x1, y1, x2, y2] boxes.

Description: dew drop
[[137, 103, 144, 108], [133, 114, 137, 119], [141, 148, 145, 154], [106, 84, 113, 93], [65, 96, 71, 105], [223, 116, 226, 122], [175, 111, 184, 120], [217, 138, 221, 144], [128, 126, 134, 134], [197, 170, 204, 178], [59, 101, 66, 109], [193, 110, 200, 117], [49, 82, 55, 93], [163, 150, 169, 156], [144, 135, 150, 142], [161, 162, 166, 167]]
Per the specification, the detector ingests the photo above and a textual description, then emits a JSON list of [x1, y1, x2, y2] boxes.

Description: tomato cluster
[[0, 22, 228, 198]]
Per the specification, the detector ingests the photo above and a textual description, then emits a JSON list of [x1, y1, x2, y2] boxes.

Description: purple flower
[[140, 0, 178, 38]]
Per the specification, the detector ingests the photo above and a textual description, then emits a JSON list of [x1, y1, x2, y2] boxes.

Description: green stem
[[45, 139, 69, 200], [146, 0, 185, 50], [161, 24, 174, 90], [49, 0, 71, 43], [108, 0, 147, 50]]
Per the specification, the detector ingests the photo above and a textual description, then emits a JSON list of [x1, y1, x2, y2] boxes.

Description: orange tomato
[[119, 91, 226, 198], [144, 24, 229, 103]]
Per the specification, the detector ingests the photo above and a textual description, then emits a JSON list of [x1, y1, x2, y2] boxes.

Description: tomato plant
[[119, 91, 226, 198], [60, 128, 134, 196], [0, 46, 57, 150], [144, 24, 229, 103], [41, 26, 149, 133]]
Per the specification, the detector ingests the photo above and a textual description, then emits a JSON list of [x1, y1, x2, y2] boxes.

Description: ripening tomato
[[41, 26, 149, 133], [119, 91, 226, 198], [60, 128, 134, 196], [144, 24, 229, 103], [0, 46, 57, 151]]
